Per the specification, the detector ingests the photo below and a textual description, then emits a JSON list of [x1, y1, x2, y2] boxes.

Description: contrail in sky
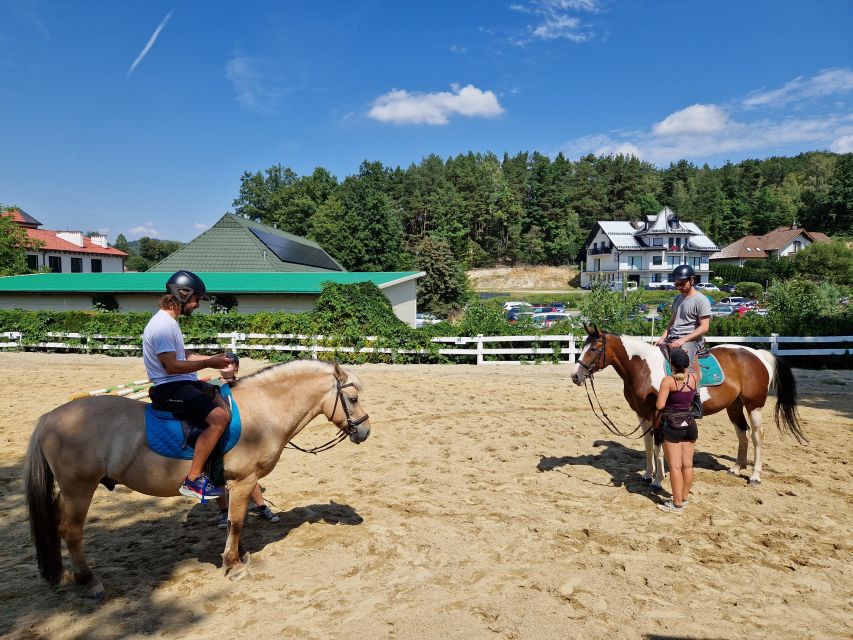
[[127, 10, 173, 78]]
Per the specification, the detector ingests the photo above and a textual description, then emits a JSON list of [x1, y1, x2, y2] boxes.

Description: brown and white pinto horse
[[570, 326, 805, 488], [24, 360, 371, 596]]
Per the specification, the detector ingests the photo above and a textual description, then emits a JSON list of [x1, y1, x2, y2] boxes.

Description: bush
[[735, 282, 764, 299]]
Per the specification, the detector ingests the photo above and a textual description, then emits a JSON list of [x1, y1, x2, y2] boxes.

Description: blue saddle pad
[[145, 384, 242, 460], [664, 353, 725, 386]]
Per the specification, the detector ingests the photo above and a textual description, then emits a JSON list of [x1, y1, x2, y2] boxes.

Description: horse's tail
[[24, 416, 63, 584], [768, 354, 808, 445]]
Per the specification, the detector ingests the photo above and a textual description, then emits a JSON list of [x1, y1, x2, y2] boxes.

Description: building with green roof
[[148, 213, 345, 273], [0, 271, 425, 325]]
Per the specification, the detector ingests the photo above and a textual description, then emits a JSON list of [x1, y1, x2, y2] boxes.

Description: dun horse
[[24, 360, 371, 596], [570, 325, 805, 488]]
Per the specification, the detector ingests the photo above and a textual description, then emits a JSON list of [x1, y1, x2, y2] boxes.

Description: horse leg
[[642, 422, 664, 489], [58, 485, 104, 599], [222, 477, 255, 581], [746, 407, 764, 486], [725, 399, 750, 479]]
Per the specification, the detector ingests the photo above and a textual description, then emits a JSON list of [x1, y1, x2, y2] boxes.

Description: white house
[[580, 207, 719, 288], [5, 208, 127, 273]]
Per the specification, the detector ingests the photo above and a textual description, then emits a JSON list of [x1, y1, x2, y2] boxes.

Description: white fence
[[1, 331, 851, 364]]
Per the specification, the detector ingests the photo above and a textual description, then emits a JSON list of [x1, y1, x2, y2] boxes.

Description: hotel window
[[594, 259, 600, 271], [691, 257, 701, 268], [26, 255, 38, 270], [652, 256, 662, 266], [71, 257, 83, 273], [793, 241, 802, 252], [91, 258, 102, 273], [652, 237, 663, 247], [667, 255, 680, 267], [48, 256, 62, 273]]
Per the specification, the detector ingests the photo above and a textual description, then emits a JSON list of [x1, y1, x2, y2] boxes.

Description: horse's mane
[[237, 359, 362, 390]]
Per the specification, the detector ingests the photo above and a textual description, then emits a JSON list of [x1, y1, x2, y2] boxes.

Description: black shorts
[[149, 380, 217, 425], [659, 420, 698, 444]]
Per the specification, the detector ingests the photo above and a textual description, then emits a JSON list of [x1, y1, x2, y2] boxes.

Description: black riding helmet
[[166, 270, 209, 304], [670, 264, 696, 282], [669, 347, 691, 371]]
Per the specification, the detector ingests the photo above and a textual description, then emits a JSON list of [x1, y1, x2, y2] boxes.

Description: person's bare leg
[[250, 483, 265, 507], [187, 406, 228, 480], [663, 441, 684, 506], [681, 441, 695, 501]]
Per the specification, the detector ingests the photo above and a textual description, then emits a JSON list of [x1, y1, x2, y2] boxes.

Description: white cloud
[[743, 68, 853, 108], [225, 54, 288, 114], [449, 45, 467, 54], [193, 222, 209, 231], [653, 104, 731, 137], [129, 223, 160, 239], [367, 84, 504, 125], [831, 134, 853, 153], [511, 0, 600, 44], [127, 10, 173, 78]]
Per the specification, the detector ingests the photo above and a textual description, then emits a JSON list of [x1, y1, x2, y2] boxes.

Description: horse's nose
[[351, 422, 370, 444]]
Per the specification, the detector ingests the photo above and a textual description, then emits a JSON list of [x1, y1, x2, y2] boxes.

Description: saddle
[[145, 383, 242, 460], [659, 345, 725, 387]]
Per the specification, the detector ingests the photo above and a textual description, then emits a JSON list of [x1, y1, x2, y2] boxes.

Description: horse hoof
[[749, 478, 761, 486], [83, 579, 106, 601], [227, 565, 250, 582], [650, 483, 663, 492]]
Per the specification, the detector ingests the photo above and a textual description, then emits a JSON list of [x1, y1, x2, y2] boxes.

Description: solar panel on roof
[[250, 227, 342, 271]]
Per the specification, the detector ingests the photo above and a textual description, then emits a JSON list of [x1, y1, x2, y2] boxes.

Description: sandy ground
[[467, 266, 578, 292], [0, 352, 851, 640]]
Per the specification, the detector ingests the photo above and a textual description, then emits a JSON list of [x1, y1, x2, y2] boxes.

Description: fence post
[[770, 333, 779, 355], [476, 334, 484, 366], [568, 334, 576, 364]]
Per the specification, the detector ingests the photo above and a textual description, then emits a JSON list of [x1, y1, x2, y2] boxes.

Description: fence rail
[[1, 331, 851, 364]]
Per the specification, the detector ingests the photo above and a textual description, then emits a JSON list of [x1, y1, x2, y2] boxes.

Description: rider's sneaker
[[216, 510, 228, 529], [179, 474, 225, 501], [255, 505, 280, 523]]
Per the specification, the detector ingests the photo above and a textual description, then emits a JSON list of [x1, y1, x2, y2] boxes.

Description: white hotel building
[[580, 207, 719, 289]]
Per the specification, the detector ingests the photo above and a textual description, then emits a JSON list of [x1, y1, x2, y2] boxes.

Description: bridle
[[286, 380, 370, 454], [579, 331, 650, 439]]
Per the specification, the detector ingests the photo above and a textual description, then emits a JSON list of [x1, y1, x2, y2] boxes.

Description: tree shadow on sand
[[0, 460, 363, 638], [537, 439, 728, 499]]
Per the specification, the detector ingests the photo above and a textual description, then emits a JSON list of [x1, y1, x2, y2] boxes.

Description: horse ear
[[333, 362, 347, 383], [583, 322, 592, 335], [591, 323, 600, 336]]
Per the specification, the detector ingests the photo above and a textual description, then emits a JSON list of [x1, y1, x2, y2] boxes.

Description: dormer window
[[746, 248, 752, 252]]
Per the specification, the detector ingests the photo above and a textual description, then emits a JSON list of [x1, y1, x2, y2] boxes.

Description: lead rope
[[584, 373, 648, 439]]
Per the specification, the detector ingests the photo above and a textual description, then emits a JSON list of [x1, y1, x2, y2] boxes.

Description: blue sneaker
[[179, 474, 225, 502]]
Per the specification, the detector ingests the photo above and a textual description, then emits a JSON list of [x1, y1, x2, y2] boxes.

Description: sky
[[2, 0, 852, 243]]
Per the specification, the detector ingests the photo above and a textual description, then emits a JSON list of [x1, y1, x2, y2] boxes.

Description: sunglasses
[[675, 280, 690, 286]]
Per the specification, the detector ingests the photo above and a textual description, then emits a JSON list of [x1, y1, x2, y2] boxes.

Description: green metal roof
[[0, 271, 423, 294], [148, 214, 345, 273]]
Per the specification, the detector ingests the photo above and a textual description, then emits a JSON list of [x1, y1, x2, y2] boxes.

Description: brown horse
[[24, 360, 371, 596], [570, 326, 805, 488]]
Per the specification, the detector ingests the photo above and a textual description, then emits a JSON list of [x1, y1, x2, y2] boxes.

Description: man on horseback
[[142, 270, 234, 501], [656, 264, 711, 417]]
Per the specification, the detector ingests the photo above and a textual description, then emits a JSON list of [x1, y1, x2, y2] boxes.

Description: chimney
[[57, 230, 84, 247], [89, 234, 108, 248]]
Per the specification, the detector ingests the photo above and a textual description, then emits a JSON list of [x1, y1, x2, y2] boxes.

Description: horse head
[[325, 363, 371, 444], [571, 324, 612, 385]]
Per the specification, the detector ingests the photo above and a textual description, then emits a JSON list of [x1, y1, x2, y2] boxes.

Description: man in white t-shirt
[[656, 264, 711, 417], [142, 270, 233, 501]]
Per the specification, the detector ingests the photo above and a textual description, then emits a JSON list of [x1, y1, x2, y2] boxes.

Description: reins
[[579, 331, 654, 439], [286, 380, 369, 455]]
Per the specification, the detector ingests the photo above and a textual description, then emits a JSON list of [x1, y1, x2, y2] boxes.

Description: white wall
[[28, 252, 124, 273]]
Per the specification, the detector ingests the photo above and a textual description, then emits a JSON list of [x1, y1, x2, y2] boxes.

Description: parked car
[[416, 313, 442, 328], [719, 296, 748, 306], [720, 283, 737, 293], [694, 282, 719, 291], [531, 305, 559, 314], [506, 310, 535, 324], [502, 301, 533, 312], [646, 281, 675, 290], [546, 302, 566, 312], [710, 304, 736, 317], [532, 312, 573, 328]]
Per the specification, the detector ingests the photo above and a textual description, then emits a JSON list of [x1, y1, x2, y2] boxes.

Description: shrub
[[735, 282, 764, 299]]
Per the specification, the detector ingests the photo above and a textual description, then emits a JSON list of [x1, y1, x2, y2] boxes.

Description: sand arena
[[0, 352, 850, 639]]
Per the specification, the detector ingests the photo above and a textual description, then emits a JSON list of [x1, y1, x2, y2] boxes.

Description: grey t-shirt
[[668, 293, 712, 343]]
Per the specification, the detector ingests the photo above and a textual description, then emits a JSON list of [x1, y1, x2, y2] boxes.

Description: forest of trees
[[232, 151, 853, 276]]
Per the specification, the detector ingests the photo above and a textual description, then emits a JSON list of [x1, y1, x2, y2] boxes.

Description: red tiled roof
[[26, 228, 128, 257], [3, 208, 42, 228]]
